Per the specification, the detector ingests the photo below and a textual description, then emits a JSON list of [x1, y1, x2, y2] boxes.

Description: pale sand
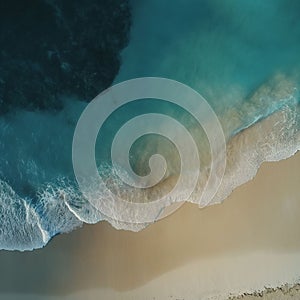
[[0, 151, 299, 299]]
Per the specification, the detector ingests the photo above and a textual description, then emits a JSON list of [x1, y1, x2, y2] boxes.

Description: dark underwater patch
[[0, 0, 131, 114]]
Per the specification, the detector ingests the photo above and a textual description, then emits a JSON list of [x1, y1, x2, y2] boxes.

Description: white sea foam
[[0, 73, 298, 250]]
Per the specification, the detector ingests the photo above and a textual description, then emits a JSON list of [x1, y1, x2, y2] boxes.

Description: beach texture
[[0, 151, 299, 299], [230, 284, 300, 299]]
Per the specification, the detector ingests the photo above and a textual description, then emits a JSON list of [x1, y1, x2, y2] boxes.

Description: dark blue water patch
[[0, 0, 131, 114]]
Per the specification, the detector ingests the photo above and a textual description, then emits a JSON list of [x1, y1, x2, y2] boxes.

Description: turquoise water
[[0, 0, 299, 250]]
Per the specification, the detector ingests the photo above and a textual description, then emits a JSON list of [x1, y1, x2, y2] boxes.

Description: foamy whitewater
[[0, 0, 300, 250]]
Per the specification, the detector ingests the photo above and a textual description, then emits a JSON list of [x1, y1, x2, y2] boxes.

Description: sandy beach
[[1, 1, 299, 299], [0, 149, 299, 299]]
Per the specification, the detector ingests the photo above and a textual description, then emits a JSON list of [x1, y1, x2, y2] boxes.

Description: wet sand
[[0, 151, 299, 299]]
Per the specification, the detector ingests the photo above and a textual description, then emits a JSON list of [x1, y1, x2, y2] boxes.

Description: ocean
[[0, 0, 299, 251]]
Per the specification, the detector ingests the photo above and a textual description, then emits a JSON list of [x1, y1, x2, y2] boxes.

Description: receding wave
[[0, 73, 299, 251]]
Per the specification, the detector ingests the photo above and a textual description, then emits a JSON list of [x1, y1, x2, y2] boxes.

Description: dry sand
[[0, 151, 299, 299]]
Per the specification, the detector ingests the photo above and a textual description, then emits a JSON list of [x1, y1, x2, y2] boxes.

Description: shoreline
[[0, 151, 299, 299]]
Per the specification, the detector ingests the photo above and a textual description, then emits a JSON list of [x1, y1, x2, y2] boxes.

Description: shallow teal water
[[120, 1, 299, 111]]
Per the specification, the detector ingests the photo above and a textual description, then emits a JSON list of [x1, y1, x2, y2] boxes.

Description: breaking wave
[[0, 73, 299, 251]]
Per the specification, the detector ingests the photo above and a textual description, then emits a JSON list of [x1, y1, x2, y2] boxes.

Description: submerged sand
[[0, 151, 299, 299]]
